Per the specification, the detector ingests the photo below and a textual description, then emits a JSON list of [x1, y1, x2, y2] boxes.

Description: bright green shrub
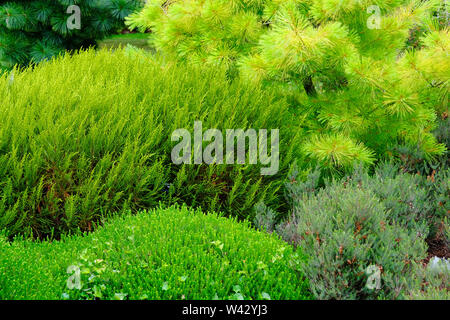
[[255, 163, 449, 299], [0, 0, 143, 69], [444, 217, 450, 246], [0, 49, 303, 239], [0, 206, 311, 300], [127, 0, 448, 170]]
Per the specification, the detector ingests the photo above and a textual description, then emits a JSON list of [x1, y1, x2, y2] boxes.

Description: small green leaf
[[113, 293, 128, 300], [261, 292, 271, 300], [178, 275, 187, 282], [93, 285, 103, 298]]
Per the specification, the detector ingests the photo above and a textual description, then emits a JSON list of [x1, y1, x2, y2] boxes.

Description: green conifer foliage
[[127, 0, 449, 169], [0, 0, 142, 69]]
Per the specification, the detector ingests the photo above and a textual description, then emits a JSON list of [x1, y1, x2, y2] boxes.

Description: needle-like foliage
[[0, 49, 302, 239], [127, 0, 449, 168], [0, 206, 311, 300], [0, 0, 143, 69]]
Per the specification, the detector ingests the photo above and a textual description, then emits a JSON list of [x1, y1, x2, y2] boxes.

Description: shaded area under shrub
[[0, 49, 303, 238]]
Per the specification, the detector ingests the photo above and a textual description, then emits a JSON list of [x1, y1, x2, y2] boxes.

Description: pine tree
[[127, 0, 449, 170], [0, 0, 142, 69]]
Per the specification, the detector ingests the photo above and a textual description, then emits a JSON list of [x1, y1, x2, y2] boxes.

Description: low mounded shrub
[[255, 164, 449, 299], [0, 206, 311, 300], [0, 49, 303, 239]]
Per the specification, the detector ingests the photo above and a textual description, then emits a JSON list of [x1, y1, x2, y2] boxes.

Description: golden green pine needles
[[127, 0, 448, 163]]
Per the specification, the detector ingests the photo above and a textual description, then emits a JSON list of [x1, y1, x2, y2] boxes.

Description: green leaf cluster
[[127, 0, 449, 166], [0, 205, 311, 300]]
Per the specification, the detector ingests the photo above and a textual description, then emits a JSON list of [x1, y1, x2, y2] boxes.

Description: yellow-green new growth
[[127, 0, 448, 168]]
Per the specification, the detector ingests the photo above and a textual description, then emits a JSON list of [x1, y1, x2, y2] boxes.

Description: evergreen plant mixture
[[0, 0, 448, 308]]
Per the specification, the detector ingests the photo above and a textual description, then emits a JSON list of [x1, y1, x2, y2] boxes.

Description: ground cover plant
[[0, 48, 303, 239], [127, 0, 449, 171], [0, 205, 311, 300], [0, 0, 143, 69], [254, 163, 449, 299]]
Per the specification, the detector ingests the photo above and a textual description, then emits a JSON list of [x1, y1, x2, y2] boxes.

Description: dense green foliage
[[0, 49, 302, 239], [0, 0, 142, 69], [0, 0, 448, 302], [255, 163, 449, 299], [0, 206, 311, 300], [127, 0, 449, 170]]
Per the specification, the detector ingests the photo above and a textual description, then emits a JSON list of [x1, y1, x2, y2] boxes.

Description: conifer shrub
[[254, 163, 449, 299], [127, 0, 449, 170], [0, 49, 302, 239], [0, 206, 311, 300], [0, 0, 143, 69]]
